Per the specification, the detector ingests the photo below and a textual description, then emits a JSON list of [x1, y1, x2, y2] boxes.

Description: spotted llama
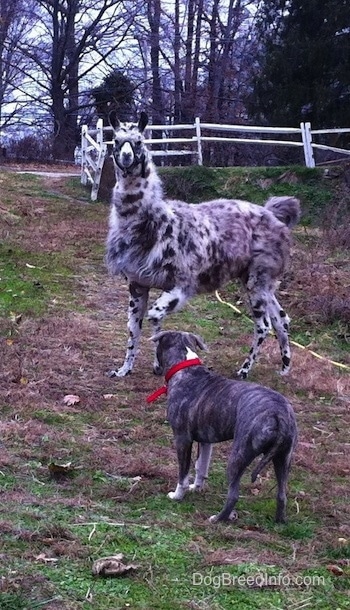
[[106, 112, 300, 378]]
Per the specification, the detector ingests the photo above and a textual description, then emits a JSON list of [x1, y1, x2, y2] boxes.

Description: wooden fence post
[[81, 125, 88, 185], [301, 122, 315, 168], [195, 117, 203, 165]]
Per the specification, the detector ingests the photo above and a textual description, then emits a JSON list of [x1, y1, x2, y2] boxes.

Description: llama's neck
[[112, 155, 164, 213]]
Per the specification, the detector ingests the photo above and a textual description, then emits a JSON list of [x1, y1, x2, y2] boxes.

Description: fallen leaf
[[48, 461, 75, 479], [63, 394, 80, 405], [35, 553, 59, 563], [250, 488, 260, 495], [326, 564, 343, 576], [92, 554, 139, 577], [9, 312, 22, 324]]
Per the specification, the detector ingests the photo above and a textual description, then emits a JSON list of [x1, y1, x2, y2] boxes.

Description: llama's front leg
[[148, 287, 189, 375], [237, 293, 271, 378], [109, 282, 149, 377]]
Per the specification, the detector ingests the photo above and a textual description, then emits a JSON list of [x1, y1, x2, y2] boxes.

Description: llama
[[106, 112, 300, 378]]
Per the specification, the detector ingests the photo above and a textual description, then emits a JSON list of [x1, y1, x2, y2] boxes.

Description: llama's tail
[[264, 196, 301, 228]]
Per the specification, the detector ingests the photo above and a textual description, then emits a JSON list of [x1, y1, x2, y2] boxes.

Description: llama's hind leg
[[109, 282, 149, 377], [148, 287, 190, 374], [268, 295, 291, 376], [237, 293, 271, 378]]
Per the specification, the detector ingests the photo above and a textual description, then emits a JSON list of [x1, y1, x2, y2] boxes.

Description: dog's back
[[152, 330, 297, 523], [167, 367, 296, 454]]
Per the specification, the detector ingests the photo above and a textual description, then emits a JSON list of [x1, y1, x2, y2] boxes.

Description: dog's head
[[151, 330, 207, 372]]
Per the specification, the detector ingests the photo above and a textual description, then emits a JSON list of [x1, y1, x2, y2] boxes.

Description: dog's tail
[[251, 416, 295, 483], [251, 448, 279, 483], [264, 196, 301, 228]]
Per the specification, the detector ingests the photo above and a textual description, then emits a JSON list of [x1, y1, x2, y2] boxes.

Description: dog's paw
[[208, 514, 219, 523], [167, 490, 184, 501], [189, 483, 204, 492], [208, 510, 238, 524]]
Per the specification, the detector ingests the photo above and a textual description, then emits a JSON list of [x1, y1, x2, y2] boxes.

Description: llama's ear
[[138, 111, 148, 133], [187, 333, 208, 352], [109, 110, 120, 129]]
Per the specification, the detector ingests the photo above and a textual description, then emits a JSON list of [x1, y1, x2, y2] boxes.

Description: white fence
[[81, 119, 350, 200]]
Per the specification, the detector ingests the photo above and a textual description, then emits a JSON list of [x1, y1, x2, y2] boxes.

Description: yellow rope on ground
[[215, 290, 350, 372]]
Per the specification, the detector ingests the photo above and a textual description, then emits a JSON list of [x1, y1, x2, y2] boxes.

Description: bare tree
[[18, 0, 137, 160], [147, 0, 165, 124], [0, 0, 35, 149]]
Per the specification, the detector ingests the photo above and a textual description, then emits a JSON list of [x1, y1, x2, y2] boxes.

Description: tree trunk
[[173, 0, 181, 123], [147, 0, 164, 124], [50, 0, 78, 161]]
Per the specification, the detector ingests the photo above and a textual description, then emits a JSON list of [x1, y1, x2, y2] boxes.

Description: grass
[[160, 165, 336, 224], [0, 165, 349, 609]]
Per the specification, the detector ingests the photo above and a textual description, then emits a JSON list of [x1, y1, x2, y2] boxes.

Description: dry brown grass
[[1, 170, 350, 608]]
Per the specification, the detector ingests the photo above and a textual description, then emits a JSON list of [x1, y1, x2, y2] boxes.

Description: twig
[[88, 523, 97, 541], [72, 521, 151, 529]]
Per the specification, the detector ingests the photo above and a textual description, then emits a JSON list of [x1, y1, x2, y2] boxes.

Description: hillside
[[0, 165, 349, 610]]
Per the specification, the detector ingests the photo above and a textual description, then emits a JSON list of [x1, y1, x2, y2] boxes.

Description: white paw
[[189, 483, 204, 492], [208, 510, 237, 523], [168, 490, 184, 501]]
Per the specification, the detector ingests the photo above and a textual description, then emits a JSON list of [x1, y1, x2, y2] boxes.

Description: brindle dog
[[150, 330, 297, 524]]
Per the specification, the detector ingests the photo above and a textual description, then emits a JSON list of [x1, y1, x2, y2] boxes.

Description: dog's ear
[[138, 111, 148, 133], [150, 331, 168, 343], [187, 333, 208, 352]]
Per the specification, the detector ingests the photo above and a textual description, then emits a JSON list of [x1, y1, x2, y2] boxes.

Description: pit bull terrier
[[147, 330, 297, 523]]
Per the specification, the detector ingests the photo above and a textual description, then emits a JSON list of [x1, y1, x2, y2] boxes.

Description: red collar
[[146, 358, 202, 403]]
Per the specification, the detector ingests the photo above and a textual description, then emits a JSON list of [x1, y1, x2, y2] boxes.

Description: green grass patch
[[160, 165, 334, 224], [0, 243, 81, 329], [0, 168, 349, 609]]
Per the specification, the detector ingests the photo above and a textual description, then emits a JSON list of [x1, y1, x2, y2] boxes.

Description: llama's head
[[109, 112, 149, 177]]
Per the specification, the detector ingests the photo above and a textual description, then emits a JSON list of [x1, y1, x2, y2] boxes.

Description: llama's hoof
[[278, 367, 290, 377], [237, 368, 248, 379], [108, 365, 132, 378]]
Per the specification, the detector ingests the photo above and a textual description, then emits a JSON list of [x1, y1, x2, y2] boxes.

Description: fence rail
[[81, 119, 350, 200]]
